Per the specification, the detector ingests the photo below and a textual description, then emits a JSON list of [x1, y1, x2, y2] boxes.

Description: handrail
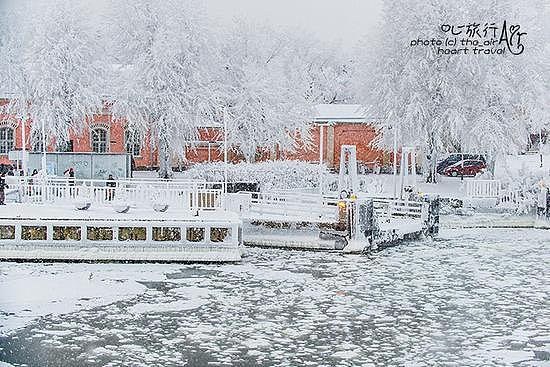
[[9, 176, 224, 188], [465, 179, 501, 198], [11, 180, 223, 210]]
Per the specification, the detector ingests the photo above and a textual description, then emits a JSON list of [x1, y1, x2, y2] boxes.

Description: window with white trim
[[0, 127, 14, 154], [125, 130, 141, 157], [91, 127, 108, 153]]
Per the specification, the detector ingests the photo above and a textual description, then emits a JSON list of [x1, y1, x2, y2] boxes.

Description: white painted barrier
[[465, 180, 501, 198], [227, 191, 426, 224], [371, 198, 424, 220], [227, 191, 338, 223], [10, 177, 223, 210]]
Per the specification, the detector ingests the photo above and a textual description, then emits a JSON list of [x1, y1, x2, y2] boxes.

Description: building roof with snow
[[313, 104, 374, 124]]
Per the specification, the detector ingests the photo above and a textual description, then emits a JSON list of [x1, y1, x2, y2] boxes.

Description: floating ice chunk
[[128, 299, 209, 314]]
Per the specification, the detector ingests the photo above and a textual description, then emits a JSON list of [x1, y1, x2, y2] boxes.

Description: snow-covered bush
[[180, 161, 331, 191]]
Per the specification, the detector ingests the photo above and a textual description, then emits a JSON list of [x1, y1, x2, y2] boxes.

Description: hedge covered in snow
[[180, 161, 332, 191]]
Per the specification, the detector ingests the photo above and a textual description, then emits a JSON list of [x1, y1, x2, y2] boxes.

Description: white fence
[[465, 180, 501, 198], [371, 198, 424, 220], [227, 191, 426, 224], [9, 177, 223, 210], [227, 191, 339, 223]]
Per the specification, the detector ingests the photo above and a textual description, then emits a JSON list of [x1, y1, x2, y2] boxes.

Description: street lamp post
[[223, 107, 228, 200], [41, 119, 47, 203], [391, 125, 398, 199], [319, 123, 324, 195]]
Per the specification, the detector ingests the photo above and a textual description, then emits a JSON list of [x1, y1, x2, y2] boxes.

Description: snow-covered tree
[[109, 0, 215, 178], [215, 22, 313, 161], [359, 0, 550, 182], [285, 35, 356, 105], [4, 1, 103, 147]]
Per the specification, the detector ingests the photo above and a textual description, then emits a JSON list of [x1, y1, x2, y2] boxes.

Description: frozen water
[[0, 228, 548, 366]]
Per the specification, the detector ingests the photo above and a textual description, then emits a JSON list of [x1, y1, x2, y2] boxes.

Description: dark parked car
[[443, 159, 486, 177], [437, 153, 486, 174]]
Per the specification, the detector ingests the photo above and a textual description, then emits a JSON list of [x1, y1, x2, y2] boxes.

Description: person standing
[[29, 169, 38, 196], [64, 168, 76, 197], [106, 174, 116, 201], [0, 173, 9, 205], [64, 168, 75, 186]]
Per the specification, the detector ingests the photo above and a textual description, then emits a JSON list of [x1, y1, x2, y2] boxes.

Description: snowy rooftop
[[313, 104, 377, 124]]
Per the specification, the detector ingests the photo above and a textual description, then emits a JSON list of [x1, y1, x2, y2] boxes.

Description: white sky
[[1, 0, 383, 49], [204, 0, 383, 48]]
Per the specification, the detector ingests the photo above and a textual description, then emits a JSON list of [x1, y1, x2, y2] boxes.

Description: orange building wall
[[332, 124, 389, 168], [283, 123, 390, 169], [283, 125, 327, 163], [1, 98, 392, 171]]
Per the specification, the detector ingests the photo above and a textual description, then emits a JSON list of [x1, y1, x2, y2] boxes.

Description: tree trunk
[[423, 135, 438, 184], [486, 152, 496, 179], [158, 135, 173, 179]]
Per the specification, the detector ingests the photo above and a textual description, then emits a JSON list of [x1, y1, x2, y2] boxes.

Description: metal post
[[399, 147, 409, 199], [319, 124, 324, 195], [411, 149, 417, 192], [21, 116, 27, 184], [41, 121, 47, 171], [223, 107, 228, 200], [392, 125, 398, 199], [540, 128, 544, 168], [41, 119, 47, 203]]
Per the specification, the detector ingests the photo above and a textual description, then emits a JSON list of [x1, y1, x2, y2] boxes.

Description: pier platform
[[0, 203, 243, 263]]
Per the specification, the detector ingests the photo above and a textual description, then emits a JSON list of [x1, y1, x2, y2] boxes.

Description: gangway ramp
[[226, 191, 338, 223]]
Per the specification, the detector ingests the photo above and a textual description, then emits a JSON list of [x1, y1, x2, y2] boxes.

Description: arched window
[[125, 130, 141, 157], [0, 127, 14, 155], [91, 128, 108, 153]]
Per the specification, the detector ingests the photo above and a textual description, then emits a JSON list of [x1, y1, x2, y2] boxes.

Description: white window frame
[[91, 127, 109, 153], [0, 126, 15, 155], [125, 130, 141, 157]]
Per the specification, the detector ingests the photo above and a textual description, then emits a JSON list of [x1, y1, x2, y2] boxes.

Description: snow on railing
[[10, 177, 223, 210], [498, 189, 521, 208], [465, 180, 501, 198], [13, 176, 221, 190], [228, 191, 426, 224], [370, 198, 424, 220], [227, 191, 339, 223]]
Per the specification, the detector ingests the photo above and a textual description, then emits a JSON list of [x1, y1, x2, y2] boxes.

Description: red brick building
[[285, 104, 390, 171], [0, 99, 389, 171]]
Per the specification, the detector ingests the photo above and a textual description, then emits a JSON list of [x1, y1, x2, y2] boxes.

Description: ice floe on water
[[0, 264, 153, 335], [0, 228, 549, 366]]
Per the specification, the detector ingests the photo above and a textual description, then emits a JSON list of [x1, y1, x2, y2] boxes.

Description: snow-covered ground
[[1, 227, 548, 366], [495, 152, 550, 181]]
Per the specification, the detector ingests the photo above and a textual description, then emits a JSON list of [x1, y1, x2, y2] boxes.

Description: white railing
[[370, 198, 424, 220], [227, 191, 339, 223], [10, 177, 223, 210], [498, 189, 521, 208], [11, 176, 220, 191], [465, 180, 501, 198], [227, 191, 425, 224]]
